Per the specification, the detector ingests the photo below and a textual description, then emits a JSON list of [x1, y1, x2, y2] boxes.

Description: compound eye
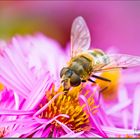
[[60, 67, 68, 78], [65, 69, 73, 77], [60, 68, 73, 78], [70, 73, 81, 87]]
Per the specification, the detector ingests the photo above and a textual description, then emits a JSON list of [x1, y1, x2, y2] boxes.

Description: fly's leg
[[88, 78, 96, 83], [82, 79, 96, 83], [91, 74, 111, 82], [81, 80, 86, 82]]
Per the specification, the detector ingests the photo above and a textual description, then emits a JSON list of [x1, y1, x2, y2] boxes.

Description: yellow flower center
[[39, 84, 98, 132]]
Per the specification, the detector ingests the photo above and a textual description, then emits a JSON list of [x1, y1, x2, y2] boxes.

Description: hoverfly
[[60, 16, 140, 92]]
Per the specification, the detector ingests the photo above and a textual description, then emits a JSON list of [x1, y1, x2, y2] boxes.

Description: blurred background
[[0, 1, 140, 55]]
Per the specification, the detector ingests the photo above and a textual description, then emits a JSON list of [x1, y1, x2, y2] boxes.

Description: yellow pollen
[[39, 84, 98, 132]]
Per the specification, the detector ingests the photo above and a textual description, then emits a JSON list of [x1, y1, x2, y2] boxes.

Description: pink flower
[[0, 34, 106, 138], [0, 34, 140, 138], [0, 88, 36, 137]]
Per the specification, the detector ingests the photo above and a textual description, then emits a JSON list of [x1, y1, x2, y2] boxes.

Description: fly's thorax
[[88, 49, 109, 66], [68, 53, 94, 80]]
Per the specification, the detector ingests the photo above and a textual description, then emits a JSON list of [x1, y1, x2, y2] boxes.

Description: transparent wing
[[93, 54, 140, 72], [71, 16, 91, 57]]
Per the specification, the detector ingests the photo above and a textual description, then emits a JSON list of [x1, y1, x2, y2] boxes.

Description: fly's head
[[60, 67, 81, 92]]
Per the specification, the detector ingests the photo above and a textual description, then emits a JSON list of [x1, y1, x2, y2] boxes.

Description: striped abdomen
[[89, 49, 109, 68]]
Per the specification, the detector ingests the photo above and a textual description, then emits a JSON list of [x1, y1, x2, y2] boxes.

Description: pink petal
[[32, 127, 45, 138], [11, 37, 36, 84], [132, 85, 140, 129], [0, 67, 28, 98], [16, 34, 68, 80], [118, 85, 129, 129], [5, 44, 34, 90], [122, 71, 140, 84], [0, 109, 34, 115], [106, 99, 132, 115], [101, 126, 135, 135], [34, 114, 69, 125], [22, 73, 53, 110], [7, 124, 40, 138], [121, 110, 129, 129], [55, 120, 74, 134], [0, 45, 34, 98], [97, 107, 115, 127], [61, 131, 84, 138], [79, 95, 107, 137], [13, 92, 20, 110], [83, 131, 102, 138], [52, 126, 57, 138], [41, 125, 53, 137], [33, 91, 64, 116]]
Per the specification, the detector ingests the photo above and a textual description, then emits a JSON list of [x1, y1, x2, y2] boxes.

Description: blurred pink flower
[[100, 81, 140, 137], [0, 34, 140, 138]]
